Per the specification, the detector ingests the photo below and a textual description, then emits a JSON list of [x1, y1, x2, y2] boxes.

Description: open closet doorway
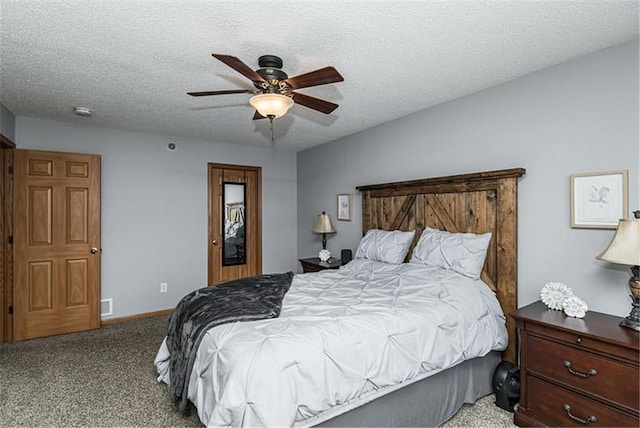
[[208, 163, 262, 285], [0, 135, 15, 342]]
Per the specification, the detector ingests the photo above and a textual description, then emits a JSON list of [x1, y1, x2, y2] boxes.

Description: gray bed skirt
[[317, 351, 501, 427]]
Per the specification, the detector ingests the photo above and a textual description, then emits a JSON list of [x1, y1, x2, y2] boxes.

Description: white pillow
[[409, 227, 491, 279], [354, 229, 415, 264]]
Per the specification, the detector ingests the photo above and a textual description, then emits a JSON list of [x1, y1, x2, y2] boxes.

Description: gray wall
[[1, 103, 16, 141], [297, 40, 639, 318], [16, 117, 298, 319]]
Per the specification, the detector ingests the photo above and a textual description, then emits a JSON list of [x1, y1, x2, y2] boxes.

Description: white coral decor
[[562, 296, 588, 318], [318, 249, 331, 262], [540, 282, 574, 310]]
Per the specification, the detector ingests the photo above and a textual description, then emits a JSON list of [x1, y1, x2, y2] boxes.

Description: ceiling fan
[[188, 54, 344, 121]]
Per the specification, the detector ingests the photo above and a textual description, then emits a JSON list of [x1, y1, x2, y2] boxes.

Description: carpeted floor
[[0, 316, 516, 427]]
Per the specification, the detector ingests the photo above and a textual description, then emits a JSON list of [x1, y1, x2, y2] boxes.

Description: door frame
[[1, 134, 16, 343], [208, 162, 262, 285]]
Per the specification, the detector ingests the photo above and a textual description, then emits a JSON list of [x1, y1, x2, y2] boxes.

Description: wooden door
[[208, 163, 261, 285], [13, 150, 101, 340]]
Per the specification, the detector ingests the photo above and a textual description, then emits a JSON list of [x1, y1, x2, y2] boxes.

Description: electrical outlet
[[160, 282, 168, 293]]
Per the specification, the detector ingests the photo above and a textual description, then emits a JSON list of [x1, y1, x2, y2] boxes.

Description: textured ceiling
[[1, 1, 638, 152]]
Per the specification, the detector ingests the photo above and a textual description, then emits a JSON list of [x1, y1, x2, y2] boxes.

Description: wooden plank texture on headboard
[[356, 168, 526, 363]]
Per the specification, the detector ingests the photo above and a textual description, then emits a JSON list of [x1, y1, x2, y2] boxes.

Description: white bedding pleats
[[155, 259, 507, 427]]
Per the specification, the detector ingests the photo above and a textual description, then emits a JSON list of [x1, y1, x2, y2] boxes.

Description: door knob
[[211, 240, 218, 245], [90, 247, 99, 254]]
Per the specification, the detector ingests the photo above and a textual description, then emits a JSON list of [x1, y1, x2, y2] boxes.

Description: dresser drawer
[[299, 258, 342, 273], [528, 322, 638, 362], [300, 262, 323, 272], [527, 335, 639, 412], [527, 376, 639, 427]]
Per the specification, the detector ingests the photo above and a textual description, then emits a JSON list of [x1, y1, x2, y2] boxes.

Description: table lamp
[[313, 211, 336, 252], [596, 210, 640, 331]]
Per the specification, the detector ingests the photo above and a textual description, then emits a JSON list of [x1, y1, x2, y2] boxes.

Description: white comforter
[[155, 259, 507, 427]]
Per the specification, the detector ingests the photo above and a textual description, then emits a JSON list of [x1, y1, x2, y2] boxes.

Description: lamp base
[[620, 318, 640, 331], [620, 295, 640, 331], [620, 268, 640, 331]]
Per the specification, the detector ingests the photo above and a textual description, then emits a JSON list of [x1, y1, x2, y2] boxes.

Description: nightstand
[[298, 257, 342, 273], [512, 301, 639, 427]]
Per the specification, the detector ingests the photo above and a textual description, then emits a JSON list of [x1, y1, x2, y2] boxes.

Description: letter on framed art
[[570, 170, 628, 229]]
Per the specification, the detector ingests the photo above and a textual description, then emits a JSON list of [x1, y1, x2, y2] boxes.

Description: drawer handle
[[563, 360, 597, 378], [563, 404, 597, 424]]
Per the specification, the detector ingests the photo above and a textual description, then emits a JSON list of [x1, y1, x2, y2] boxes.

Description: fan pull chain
[[268, 115, 275, 143]]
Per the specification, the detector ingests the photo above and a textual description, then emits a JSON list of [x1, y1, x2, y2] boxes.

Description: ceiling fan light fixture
[[249, 93, 294, 119]]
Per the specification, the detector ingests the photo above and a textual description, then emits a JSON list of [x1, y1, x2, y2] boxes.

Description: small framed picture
[[570, 170, 628, 229], [337, 193, 352, 221]]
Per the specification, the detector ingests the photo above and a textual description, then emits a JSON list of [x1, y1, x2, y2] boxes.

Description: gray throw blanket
[[166, 271, 294, 413]]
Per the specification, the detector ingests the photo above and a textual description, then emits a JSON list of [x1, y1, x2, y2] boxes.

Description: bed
[[224, 202, 246, 263], [224, 219, 245, 261], [155, 167, 525, 427]]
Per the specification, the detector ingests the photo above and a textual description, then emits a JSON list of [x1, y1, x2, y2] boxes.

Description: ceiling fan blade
[[291, 92, 339, 114], [187, 89, 256, 97], [253, 110, 267, 120], [212, 54, 267, 84], [284, 66, 344, 90]]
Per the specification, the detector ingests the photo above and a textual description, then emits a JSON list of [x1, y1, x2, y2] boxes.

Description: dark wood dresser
[[512, 301, 639, 427], [298, 257, 342, 273]]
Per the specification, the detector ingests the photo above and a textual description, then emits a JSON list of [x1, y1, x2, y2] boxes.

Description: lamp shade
[[313, 211, 336, 234], [596, 218, 640, 266], [249, 93, 294, 118]]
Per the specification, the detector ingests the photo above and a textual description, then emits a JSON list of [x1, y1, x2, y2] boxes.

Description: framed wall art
[[570, 169, 628, 229], [337, 193, 352, 221]]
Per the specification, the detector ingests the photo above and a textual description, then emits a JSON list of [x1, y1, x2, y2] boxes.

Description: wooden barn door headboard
[[356, 168, 526, 363]]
